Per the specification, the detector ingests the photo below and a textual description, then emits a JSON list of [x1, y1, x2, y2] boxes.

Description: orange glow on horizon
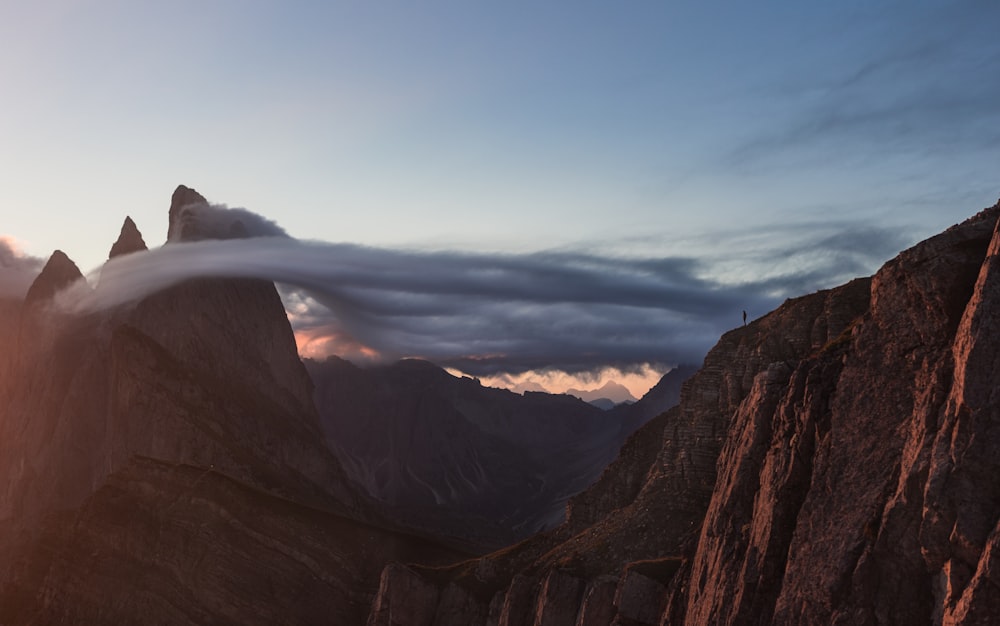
[[449, 364, 666, 400], [291, 322, 664, 399], [293, 326, 382, 363]]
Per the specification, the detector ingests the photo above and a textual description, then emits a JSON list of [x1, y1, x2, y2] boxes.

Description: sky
[[2, 1, 999, 397]]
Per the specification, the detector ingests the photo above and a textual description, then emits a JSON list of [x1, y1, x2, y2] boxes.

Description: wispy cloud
[[731, 3, 1000, 170]]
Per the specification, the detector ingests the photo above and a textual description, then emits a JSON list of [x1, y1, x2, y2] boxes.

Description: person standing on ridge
[[743, 310, 747, 326]]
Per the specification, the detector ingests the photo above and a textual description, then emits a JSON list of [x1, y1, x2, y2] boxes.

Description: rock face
[[166, 184, 209, 241], [681, 204, 1000, 626], [22, 249, 82, 308], [365, 202, 1000, 624], [306, 358, 692, 550], [0, 186, 465, 624], [1, 457, 462, 626], [108, 216, 148, 258]]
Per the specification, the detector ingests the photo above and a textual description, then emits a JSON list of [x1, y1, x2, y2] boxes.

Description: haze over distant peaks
[[566, 380, 638, 404]]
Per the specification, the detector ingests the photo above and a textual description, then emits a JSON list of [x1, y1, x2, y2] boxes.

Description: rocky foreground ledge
[[368, 202, 1000, 625]]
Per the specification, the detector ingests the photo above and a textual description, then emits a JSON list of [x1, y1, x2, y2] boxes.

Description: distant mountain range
[[306, 357, 692, 549], [507, 379, 640, 406], [566, 380, 638, 406]]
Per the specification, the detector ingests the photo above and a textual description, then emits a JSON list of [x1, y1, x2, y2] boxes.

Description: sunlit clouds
[[458, 364, 666, 400]]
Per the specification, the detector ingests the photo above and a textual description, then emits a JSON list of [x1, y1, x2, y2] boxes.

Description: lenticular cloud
[[51, 236, 760, 373], [49, 209, 903, 376]]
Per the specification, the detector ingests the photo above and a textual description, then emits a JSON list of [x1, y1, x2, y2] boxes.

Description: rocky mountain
[[365, 201, 1000, 625], [10, 183, 997, 625], [0, 186, 466, 624], [0, 298, 21, 401], [566, 381, 637, 406], [305, 359, 692, 550]]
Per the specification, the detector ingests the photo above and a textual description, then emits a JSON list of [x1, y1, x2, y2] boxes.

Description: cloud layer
[[0, 237, 44, 299], [732, 3, 1000, 171], [169, 203, 290, 241], [52, 215, 906, 375]]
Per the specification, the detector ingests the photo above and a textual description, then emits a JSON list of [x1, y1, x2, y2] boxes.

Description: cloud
[[52, 212, 906, 376], [169, 202, 289, 241], [731, 3, 1000, 170], [0, 236, 44, 299]]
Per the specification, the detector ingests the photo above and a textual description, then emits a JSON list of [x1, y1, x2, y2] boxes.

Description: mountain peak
[[109, 216, 148, 259], [168, 184, 208, 241], [566, 380, 638, 404], [24, 250, 83, 307]]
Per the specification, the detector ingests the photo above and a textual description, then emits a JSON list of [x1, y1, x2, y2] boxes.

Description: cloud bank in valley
[[50, 204, 908, 376]]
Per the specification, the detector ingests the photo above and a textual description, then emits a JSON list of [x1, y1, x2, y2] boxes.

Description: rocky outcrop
[[167, 184, 208, 241], [22, 249, 82, 308], [368, 563, 444, 626], [108, 216, 147, 258], [366, 203, 1000, 624]]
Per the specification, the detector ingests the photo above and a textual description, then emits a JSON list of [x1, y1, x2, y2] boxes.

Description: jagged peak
[[24, 250, 84, 307], [167, 184, 208, 241], [109, 216, 148, 259]]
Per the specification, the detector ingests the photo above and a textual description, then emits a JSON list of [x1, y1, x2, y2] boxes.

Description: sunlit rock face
[[366, 201, 1000, 625]]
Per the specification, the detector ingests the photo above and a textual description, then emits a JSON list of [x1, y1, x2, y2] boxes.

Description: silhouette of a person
[[743, 310, 747, 326]]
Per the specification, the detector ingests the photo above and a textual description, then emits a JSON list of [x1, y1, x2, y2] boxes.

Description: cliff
[[366, 201, 1000, 625], [0, 187, 466, 624]]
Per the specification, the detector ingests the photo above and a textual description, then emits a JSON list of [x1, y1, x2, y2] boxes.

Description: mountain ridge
[[365, 200, 1000, 625], [305, 356, 690, 550], [565, 380, 637, 405]]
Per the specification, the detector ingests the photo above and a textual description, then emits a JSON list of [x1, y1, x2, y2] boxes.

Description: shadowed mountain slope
[[306, 358, 693, 550]]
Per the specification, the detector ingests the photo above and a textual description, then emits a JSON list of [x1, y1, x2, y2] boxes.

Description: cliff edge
[[367, 201, 1000, 625]]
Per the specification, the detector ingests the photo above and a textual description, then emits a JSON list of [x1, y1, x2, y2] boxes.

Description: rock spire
[[108, 216, 148, 259], [23, 250, 83, 307], [167, 184, 208, 241]]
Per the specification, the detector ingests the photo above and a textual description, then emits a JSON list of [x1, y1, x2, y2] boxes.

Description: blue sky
[[2, 1, 999, 393]]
